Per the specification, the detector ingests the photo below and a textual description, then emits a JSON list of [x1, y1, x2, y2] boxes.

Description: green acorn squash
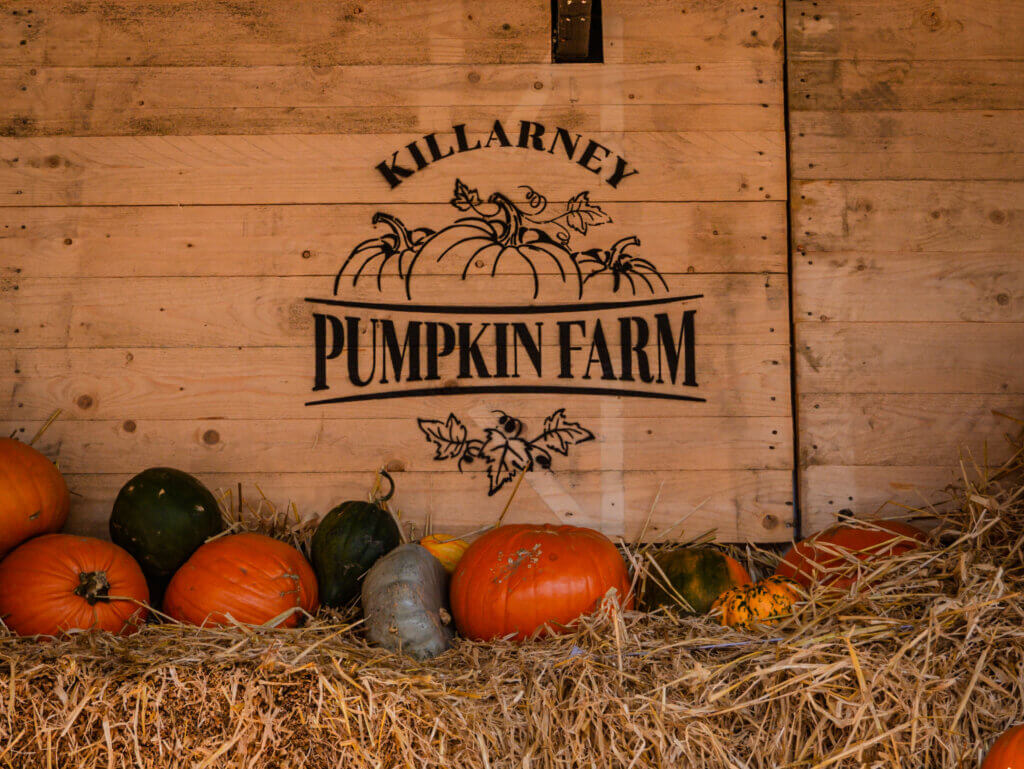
[[109, 467, 224, 604], [311, 471, 402, 608], [643, 546, 752, 614]]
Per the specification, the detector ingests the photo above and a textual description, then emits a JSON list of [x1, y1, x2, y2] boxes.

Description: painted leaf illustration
[[480, 429, 533, 494], [450, 179, 482, 211], [418, 414, 468, 460], [563, 191, 612, 235], [535, 409, 595, 456]]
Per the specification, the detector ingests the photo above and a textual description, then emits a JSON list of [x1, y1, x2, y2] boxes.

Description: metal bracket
[[553, 0, 593, 62]]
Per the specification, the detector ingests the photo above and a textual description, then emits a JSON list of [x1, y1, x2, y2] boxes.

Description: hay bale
[[2, 446, 1023, 768]]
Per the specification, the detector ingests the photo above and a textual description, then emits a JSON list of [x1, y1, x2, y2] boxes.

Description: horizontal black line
[[305, 293, 703, 314], [306, 385, 707, 407]]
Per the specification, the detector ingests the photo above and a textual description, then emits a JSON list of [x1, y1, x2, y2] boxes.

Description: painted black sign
[[306, 139, 702, 495]]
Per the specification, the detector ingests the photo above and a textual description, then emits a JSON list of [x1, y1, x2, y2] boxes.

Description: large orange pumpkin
[[983, 723, 1024, 768], [776, 519, 925, 590], [450, 524, 633, 641], [0, 534, 148, 636], [163, 533, 318, 628], [0, 438, 70, 556]]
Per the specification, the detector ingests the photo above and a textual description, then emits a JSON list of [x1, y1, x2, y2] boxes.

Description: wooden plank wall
[[1, 1, 793, 542], [789, 0, 1024, 531]]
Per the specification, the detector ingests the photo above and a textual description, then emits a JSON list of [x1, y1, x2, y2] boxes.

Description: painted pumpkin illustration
[[333, 212, 434, 295], [406, 191, 583, 302], [331, 180, 665, 304]]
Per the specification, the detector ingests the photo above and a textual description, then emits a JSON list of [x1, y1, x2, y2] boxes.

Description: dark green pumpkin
[[109, 467, 224, 604], [643, 547, 752, 614], [311, 472, 402, 608]]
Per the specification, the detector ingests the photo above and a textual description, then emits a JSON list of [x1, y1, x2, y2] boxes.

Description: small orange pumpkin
[[420, 533, 470, 574], [0, 438, 70, 557], [983, 723, 1024, 768], [712, 576, 801, 627], [776, 520, 925, 590], [163, 533, 318, 628], [0, 534, 148, 636]]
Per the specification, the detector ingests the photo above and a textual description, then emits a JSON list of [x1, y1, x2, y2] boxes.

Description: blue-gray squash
[[361, 544, 454, 660]]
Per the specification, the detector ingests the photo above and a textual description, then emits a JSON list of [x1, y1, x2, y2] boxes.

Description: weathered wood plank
[[0, 103, 784, 139], [1, 0, 783, 66], [0, 130, 786, 205], [7, 415, 791, 474], [801, 465, 962, 534], [799, 394, 1024, 467], [792, 180, 1024, 254], [0, 201, 788, 278], [787, 0, 1024, 62], [57, 469, 798, 542], [790, 60, 1024, 111], [1, 274, 790, 348], [796, 323, 1024, 393], [0, 345, 792, 420], [793, 253, 1024, 322], [791, 111, 1024, 180], [0, 63, 781, 123]]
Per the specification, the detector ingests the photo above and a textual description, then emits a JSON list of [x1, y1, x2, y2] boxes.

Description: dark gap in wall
[[780, 0, 803, 538], [551, 0, 603, 63]]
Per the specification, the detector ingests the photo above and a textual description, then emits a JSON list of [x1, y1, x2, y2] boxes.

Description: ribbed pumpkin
[[450, 524, 633, 641], [713, 576, 801, 628], [109, 467, 224, 603], [643, 547, 752, 614], [776, 519, 925, 590], [983, 723, 1024, 769], [311, 472, 402, 608], [0, 534, 148, 636], [420, 533, 470, 574], [163, 533, 317, 628], [0, 438, 70, 557]]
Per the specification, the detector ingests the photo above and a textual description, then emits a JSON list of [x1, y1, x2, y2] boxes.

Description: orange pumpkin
[[983, 723, 1024, 769], [420, 533, 470, 574], [713, 576, 801, 628], [450, 524, 633, 641], [0, 534, 148, 636], [0, 438, 70, 556], [776, 519, 925, 590], [163, 533, 318, 628]]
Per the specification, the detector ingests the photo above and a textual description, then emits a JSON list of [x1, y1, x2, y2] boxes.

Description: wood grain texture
[[793, 253, 1024, 322], [0, 64, 783, 139], [798, 394, 1023, 468], [0, 130, 786, 205], [2, 0, 791, 540], [788, 0, 1024, 528], [788, 0, 1024, 62], [7, 416, 792, 474], [790, 60, 1024, 111], [791, 111, 1024, 180], [57, 470, 797, 543], [801, 465, 962, 533], [797, 323, 1024, 394], [792, 180, 1024, 254], [1, 0, 783, 66], [0, 201, 787, 277], [1, 345, 792, 420], [1, 274, 789, 348]]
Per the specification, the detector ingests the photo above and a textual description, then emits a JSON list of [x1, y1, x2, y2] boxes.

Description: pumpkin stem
[[374, 469, 396, 504], [74, 571, 111, 605], [371, 212, 416, 252], [488, 193, 524, 246]]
